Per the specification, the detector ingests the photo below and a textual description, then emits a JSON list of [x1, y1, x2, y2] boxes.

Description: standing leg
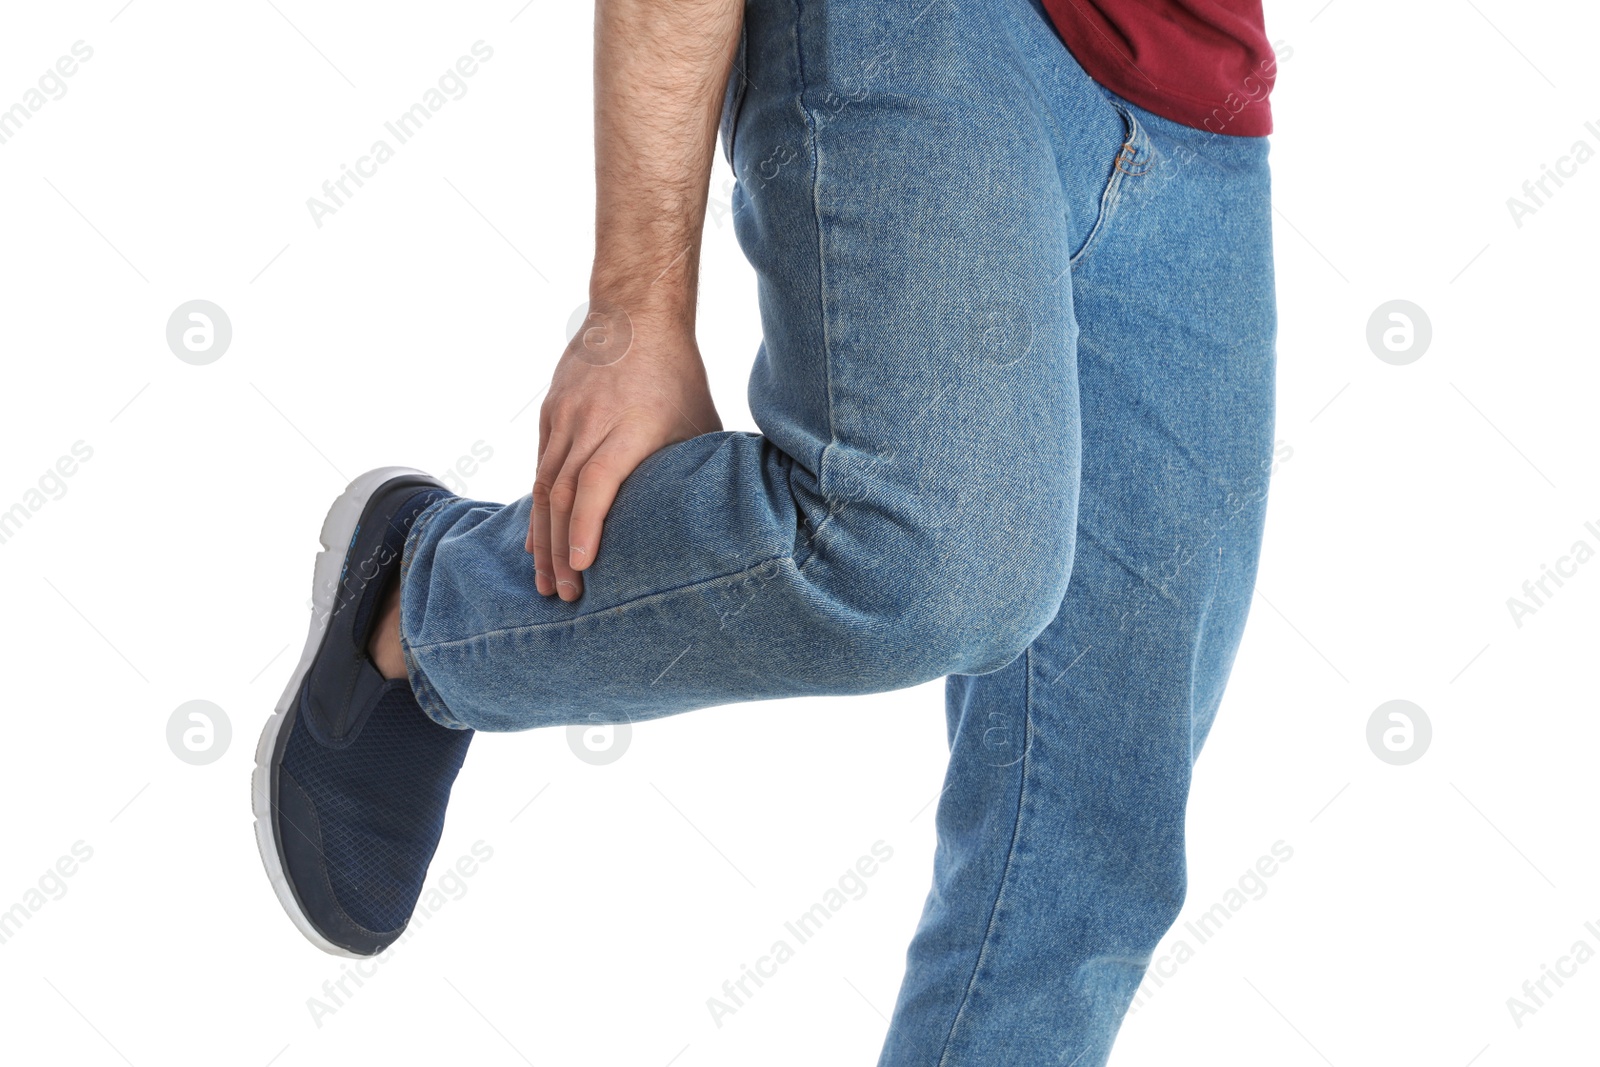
[[875, 31, 1278, 1067]]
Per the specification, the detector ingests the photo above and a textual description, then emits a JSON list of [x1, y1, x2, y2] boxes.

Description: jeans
[[398, 0, 1276, 1060]]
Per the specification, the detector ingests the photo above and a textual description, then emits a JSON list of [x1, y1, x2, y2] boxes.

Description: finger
[[529, 434, 572, 597], [569, 437, 642, 572], [530, 398, 559, 557], [547, 449, 588, 601], [537, 398, 552, 468]]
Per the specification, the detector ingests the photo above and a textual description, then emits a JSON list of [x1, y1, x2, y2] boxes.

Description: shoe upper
[[303, 480, 448, 744], [280, 678, 472, 945], [270, 480, 473, 955]]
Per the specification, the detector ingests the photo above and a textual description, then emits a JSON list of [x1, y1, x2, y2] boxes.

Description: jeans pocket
[[1069, 100, 1151, 266], [719, 19, 750, 170]]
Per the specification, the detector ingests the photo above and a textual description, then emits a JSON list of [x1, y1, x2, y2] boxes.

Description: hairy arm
[[527, 0, 745, 600]]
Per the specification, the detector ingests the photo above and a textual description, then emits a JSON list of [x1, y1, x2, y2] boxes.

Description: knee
[[862, 517, 1075, 681], [938, 545, 1073, 673], [807, 432, 1078, 683]]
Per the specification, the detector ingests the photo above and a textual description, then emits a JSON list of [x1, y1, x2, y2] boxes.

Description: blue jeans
[[399, 0, 1275, 1060]]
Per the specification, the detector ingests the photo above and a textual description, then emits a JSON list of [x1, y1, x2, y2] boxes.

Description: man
[[253, 0, 1279, 1061]]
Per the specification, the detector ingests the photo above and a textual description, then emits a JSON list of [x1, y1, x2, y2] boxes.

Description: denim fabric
[[399, 0, 1275, 1060]]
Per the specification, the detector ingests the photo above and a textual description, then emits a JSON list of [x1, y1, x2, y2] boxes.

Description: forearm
[[591, 0, 744, 323]]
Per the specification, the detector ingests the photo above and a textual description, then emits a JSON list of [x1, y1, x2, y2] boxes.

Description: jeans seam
[[405, 553, 797, 656], [793, 0, 841, 526], [401, 623, 463, 728], [935, 645, 1036, 1067]]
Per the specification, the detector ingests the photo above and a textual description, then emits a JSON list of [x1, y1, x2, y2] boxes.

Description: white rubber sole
[[251, 466, 437, 958]]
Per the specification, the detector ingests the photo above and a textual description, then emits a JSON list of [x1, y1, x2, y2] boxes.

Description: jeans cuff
[[398, 496, 470, 731]]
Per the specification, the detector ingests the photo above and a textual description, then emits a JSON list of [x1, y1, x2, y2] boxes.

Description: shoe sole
[[251, 465, 439, 958]]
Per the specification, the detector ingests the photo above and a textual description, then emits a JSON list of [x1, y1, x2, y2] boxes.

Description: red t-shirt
[[1040, 0, 1277, 136]]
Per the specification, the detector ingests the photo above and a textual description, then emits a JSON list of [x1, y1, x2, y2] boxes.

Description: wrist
[[588, 262, 698, 328], [570, 291, 697, 368]]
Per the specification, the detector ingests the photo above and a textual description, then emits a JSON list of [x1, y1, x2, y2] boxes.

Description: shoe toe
[[275, 684, 473, 957]]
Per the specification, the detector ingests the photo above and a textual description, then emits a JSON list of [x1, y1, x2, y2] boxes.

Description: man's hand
[[526, 0, 743, 599], [527, 307, 721, 600]]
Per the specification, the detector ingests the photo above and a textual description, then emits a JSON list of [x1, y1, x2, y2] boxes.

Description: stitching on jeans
[[407, 554, 797, 655], [793, 0, 841, 546], [404, 642, 461, 728], [934, 648, 1036, 1067]]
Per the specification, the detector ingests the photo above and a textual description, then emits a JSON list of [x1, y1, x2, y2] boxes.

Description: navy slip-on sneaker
[[252, 466, 473, 957]]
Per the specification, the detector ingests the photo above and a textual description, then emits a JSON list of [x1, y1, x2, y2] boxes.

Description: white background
[[0, 1, 1595, 1064]]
